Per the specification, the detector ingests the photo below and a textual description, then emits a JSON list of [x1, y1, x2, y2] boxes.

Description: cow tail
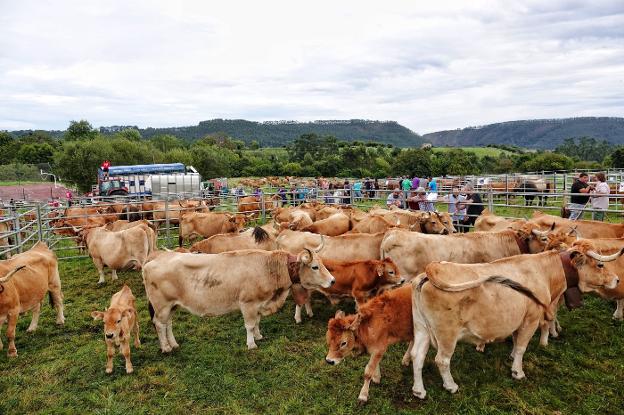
[[486, 276, 552, 319], [178, 234, 183, 248], [252, 226, 269, 244], [48, 291, 55, 308]]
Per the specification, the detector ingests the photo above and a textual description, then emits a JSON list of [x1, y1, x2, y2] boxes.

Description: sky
[[1, 0, 623, 134]]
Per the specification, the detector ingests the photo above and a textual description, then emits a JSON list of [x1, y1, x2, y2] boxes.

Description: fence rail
[[2, 178, 623, 259]]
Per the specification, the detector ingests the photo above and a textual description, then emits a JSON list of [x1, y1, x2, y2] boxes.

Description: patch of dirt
[[0, 183, 75, 202]]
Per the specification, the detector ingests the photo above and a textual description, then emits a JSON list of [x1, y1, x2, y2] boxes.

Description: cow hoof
[[254, 334, 264, 341], [475, 344, 485, 352], [512, 370, 525, 380], [106, 368, 113, 374], [247, 343, 258, 350], [444, 383, 459, 394], [357, 396, 368, 405], [401, 357, 411, 366], [56, 319, 65, 326], [97, 280, 105, 285], [412, 389, 427, 399], [126, 367, 134, 374], [8, 350, 17, 358], [161, 346, 173, 353], [372, 377, 381, 384], [26, 327, 36, 333], [612, 315, 623, 321], [170, 342, 180, 349]]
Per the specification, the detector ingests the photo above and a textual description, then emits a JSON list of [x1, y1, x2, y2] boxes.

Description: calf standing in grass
[[91, 285, 140, 374], [325, 285, 413, 403]]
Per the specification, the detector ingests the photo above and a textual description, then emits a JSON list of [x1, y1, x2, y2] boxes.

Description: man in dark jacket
[[459, 184, 484, 232]]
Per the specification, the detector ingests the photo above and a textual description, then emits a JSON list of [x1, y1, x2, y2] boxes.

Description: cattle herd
[[2, 198, 624, 405]]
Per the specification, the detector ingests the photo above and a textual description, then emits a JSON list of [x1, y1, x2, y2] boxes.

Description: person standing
[[590, 172, 610, 221], [411, 175, 420, 191], [353, 180, 363, 201], [568, 173, 591, 220], [343, 180, 351, 205], [401, 176, 412, 208], [459, 184, 483, 232], [65, 190, 73, 207], [101, 160, 111, 179]]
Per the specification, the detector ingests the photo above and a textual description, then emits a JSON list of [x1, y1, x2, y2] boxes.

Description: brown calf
[[91, 284, 140, 374], [292, 257, 403, 323], [325, 285, 413, 403]]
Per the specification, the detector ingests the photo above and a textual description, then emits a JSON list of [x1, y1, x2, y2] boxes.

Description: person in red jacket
[[101, 160, 111, 179]]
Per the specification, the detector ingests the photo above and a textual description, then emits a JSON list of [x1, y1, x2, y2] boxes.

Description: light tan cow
[[91, 284, 140, 374], [178, 212, 246, 246], [276, 230, 385, 261], [0, 242, 65, 357], [410, 242, 622, 399], [285, 210, 314, 231], [302, 212, 351, 236], [380, 228, 548, 280], [0, 220, 13, 259], [143, 247, 335, 350], [190, 227, 278, 253], [79, 224, 153, 284], [350, 215, 404, 234], [474, 209, 517, 232], [141, 199, 208, 226], [531, 211, 624, 238]]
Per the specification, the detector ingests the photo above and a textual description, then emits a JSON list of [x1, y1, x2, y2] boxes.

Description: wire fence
[[2, 170, 624, 260]]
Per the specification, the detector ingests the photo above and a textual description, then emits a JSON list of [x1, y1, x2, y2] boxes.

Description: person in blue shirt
[[428, 176, 437, 192]]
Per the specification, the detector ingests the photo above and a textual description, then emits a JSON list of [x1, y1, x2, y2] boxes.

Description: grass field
[[0, 252, 623, 414]]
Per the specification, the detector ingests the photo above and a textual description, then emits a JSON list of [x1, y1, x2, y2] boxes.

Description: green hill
[[133, 119, 423, 148], [422, 117, 624, 149]]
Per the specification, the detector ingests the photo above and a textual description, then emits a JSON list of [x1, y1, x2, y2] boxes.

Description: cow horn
[[531, 228, 549, 237], [314, 235, 325, 253], [0, 265, 26, 283], [586, 248, 624, 263]]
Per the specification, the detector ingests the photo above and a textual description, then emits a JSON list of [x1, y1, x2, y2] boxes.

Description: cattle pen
[[1, 171, 624, 414]]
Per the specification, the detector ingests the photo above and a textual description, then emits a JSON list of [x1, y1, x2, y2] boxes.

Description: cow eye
[[340, 341, 347, 348], [311, 265, 319, 270], [388, 271, 394, 275], [117, 319, 121, 323]]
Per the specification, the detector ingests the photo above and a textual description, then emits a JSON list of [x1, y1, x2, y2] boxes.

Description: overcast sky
[[1, 0, 623, 134]]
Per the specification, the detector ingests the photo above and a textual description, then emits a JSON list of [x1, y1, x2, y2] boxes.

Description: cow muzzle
[[607, 276, 620, 290], [105, 333, 114, 339], [325, 356, 341, 365]]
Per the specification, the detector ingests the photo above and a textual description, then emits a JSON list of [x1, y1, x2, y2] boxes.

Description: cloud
[[0, 0, 623, 133]]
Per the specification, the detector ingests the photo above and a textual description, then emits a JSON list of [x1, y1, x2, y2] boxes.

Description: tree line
[[1, 120, 623, 192]]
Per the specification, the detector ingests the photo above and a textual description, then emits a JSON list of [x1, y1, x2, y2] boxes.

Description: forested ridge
[[423, 117, 624, 149]]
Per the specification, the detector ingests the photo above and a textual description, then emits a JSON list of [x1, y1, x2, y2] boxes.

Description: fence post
[[36, 203, 43, 242], [13, 213, 22, 254], [261, 194, 266, 222], [165, 198, 171, 248], [487, 187, 494, 213]]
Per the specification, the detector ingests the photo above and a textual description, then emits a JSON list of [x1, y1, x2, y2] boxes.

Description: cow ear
[[334, 310, 345, 319], [348, 314, 361, 331], [91, 311, 104, 321], [298, 249, 312, 264], [569, 250, 586, 265], [376, 263, 384, 276]]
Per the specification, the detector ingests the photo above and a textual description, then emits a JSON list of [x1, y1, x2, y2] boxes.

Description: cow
[[0, 242, 65, 357], [141, 199, 208, 226], [91, 284, 140, 374], [291, 257, 403, 323], [474, 209, 520, 232], [78, 224, 154, 284], [302, 212, 351, 236], [325, 285, 413, 403], [350, 215, 404, 234], [190, 226, 277, 254], [371, 209, 450, 234], [410, 242, 622, 399], [284, 210, 314, 231], [380, 228, 550, 280], [0, 221, 14, 259], [531, 211, 624, 239], [277, 230, 385, 262], [237, 195, 283, 218], [103, 220, 158, 251], [143, 246, 336, 351], [178, 212, 246, 246], [514, 179, 553, 206]]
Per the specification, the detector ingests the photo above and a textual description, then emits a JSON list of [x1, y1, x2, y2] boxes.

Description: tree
[[248, 140, 260, 150], [391, 149, 431, 177], [0, 131, 14, 147], [554, 137, 613, 162], [150, 134, 185, 152], [115, 128, 142, 141], [17, 143, 55, 164], [65, 120, 98, 140], [520, 152, 573, 172], [610, 147, 624, 168]]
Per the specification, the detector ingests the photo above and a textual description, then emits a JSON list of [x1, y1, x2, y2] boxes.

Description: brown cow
[[178, 212, 246, 246], [291, 257, 403, 323], [350, 215, 404, 234], [143, 247, 335, 350], [325, 285, 413, 403], [191, 226, 277, 254], [302, 212, 351, 236], [276, 230, 385, 262], [410, 242, 622, 399], [531, 211, 624, 238], [237, 195, 282, 218], [79, 224, 154, 284], [91, 284, 140, 374], [0, 242, 65, 357]]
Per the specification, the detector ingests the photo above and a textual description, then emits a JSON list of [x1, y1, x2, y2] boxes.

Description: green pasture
[[0, 255, 623, 414]]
